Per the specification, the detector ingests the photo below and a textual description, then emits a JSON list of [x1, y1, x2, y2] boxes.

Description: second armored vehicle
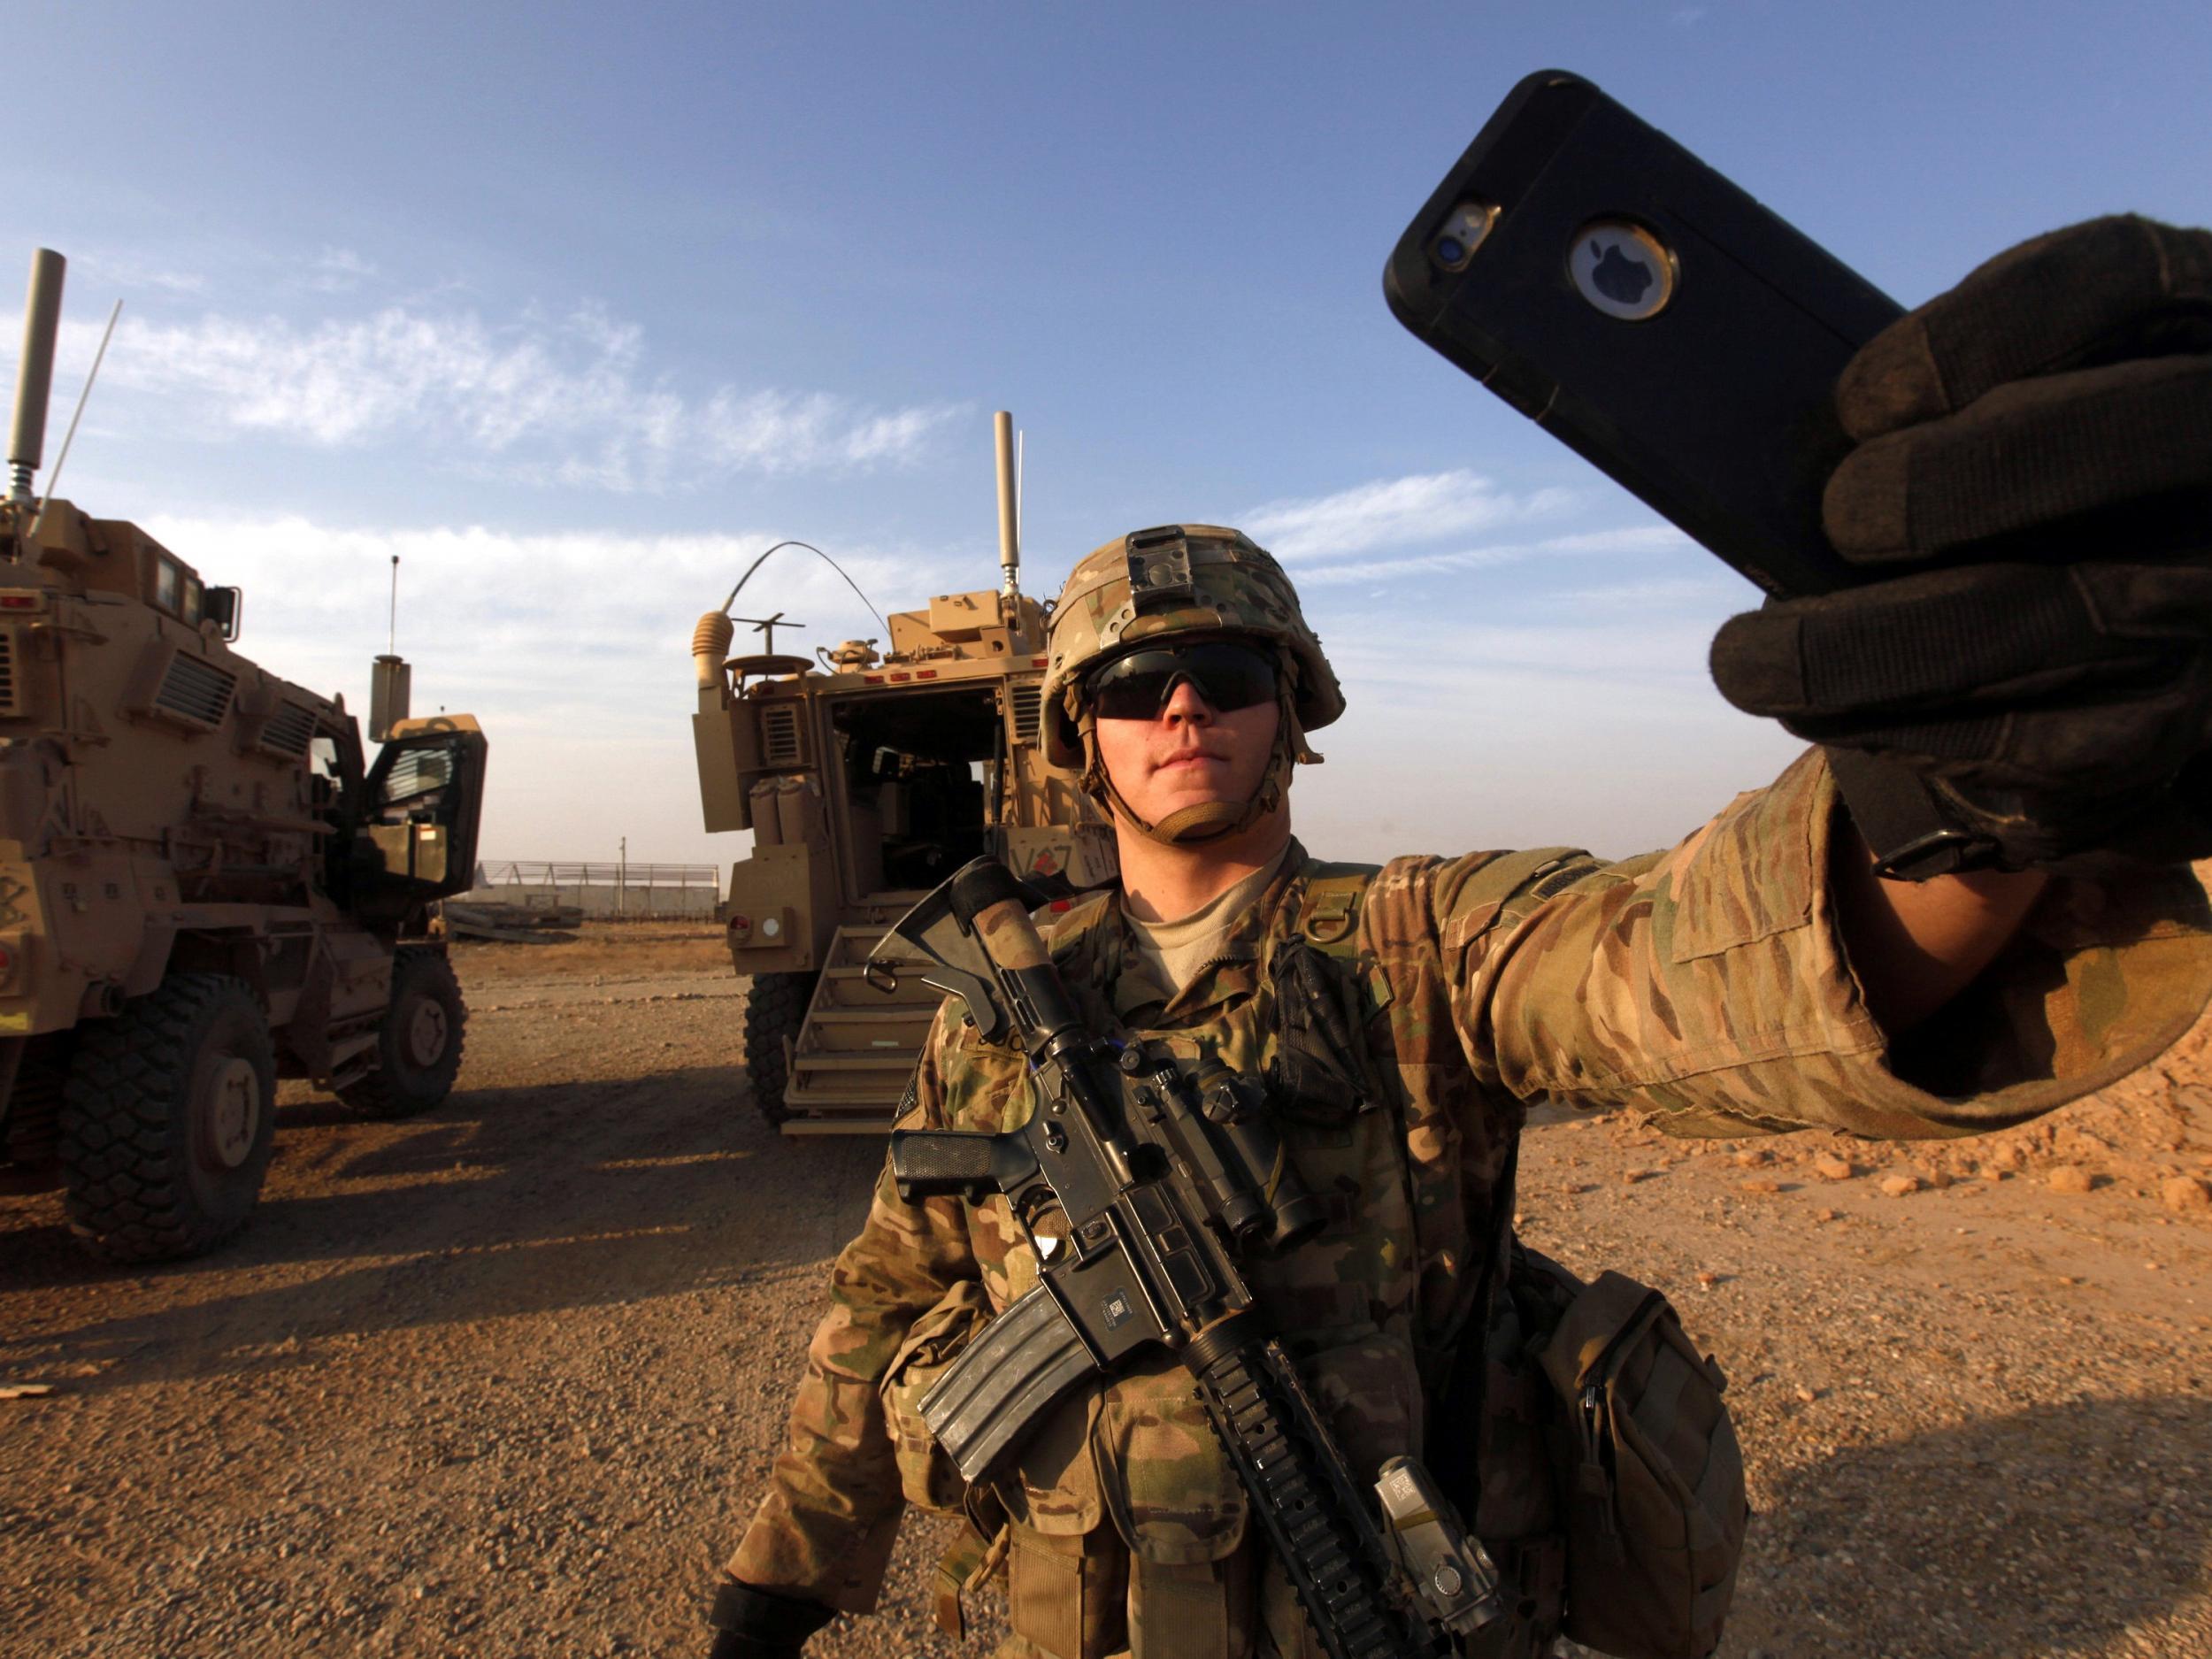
[[691, 413, 1110, 1132], [0, 250, 489, 1262]]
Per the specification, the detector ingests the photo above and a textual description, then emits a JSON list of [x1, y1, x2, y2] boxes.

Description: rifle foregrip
[[889, 1128, 1007, 1200]]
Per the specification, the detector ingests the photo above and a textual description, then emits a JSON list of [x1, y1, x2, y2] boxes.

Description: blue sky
[[5, 2, 2207, 867]]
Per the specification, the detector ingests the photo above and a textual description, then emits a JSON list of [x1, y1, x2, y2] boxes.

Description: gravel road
[[3, 923, 2208, 1659]]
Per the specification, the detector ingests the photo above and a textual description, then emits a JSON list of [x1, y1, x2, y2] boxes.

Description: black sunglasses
[[1086, 641, 1279, 721]]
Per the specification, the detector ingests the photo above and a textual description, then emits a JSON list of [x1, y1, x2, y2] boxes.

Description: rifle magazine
[[923, 1280, 1100, 1482]]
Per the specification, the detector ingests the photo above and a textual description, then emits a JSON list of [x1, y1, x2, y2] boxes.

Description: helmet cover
[[1041, 525, 1344, 843]]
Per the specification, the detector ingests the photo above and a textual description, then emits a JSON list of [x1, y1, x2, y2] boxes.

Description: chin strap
[[1070, 653, 1323, 848]]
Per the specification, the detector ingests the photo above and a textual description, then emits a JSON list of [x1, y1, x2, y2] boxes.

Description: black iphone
[[1384, 69, 1902, 598]]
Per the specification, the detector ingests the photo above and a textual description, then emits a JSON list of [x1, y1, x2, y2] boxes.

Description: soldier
[[705, 218, 2212, 1659]]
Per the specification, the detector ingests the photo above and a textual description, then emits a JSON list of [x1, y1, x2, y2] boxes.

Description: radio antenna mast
[[9, 249, 65, 506], [371, 554, 411, 741], [994, 410, 1020, 617]]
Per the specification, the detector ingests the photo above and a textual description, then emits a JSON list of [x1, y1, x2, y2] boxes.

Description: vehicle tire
[[335, 946, 466, 1120], [58, 974, 277, 1263], [742, 970, 817, 1127]]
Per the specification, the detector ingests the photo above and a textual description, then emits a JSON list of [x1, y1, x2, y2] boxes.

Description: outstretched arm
[[1425, 748, 2210, 1142]]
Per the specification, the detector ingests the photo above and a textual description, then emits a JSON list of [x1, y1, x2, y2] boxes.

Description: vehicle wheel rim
[[203, 1056, 262, 1170], [405, 998, 449, 1069]]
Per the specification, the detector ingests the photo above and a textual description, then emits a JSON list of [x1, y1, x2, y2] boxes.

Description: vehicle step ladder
[[782, 922, 944, 1134]]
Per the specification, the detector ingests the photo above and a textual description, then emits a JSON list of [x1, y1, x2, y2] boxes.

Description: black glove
[[705, 1579, 835, 1659], [1709, 215, 2212, 871]]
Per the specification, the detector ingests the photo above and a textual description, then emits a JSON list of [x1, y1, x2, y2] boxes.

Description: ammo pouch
[[1511, 1246, 1748, 1659], [882, 1279, 994, 1514]]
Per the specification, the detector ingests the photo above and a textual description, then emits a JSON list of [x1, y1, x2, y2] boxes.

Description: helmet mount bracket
[[1124, 526, 1195, 607]]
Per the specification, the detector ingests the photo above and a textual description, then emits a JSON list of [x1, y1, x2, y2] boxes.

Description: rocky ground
[[2, 908, 2208, 1659]]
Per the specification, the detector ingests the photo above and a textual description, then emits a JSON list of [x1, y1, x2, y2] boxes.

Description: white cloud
[[1536, 575, 1750, 611], [1240, 470, 1574, 564], [1293, 523, 1691, 585], [28, 300, 964, 492], [80, 252, 209, 297]]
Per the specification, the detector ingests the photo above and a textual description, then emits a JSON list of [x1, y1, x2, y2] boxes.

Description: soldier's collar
[[1217, 839, 1309, 963], [1110, 838, 1308, 964]]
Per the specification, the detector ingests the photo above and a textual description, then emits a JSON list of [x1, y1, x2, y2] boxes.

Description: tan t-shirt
[[1123, 849, 1292, 997]]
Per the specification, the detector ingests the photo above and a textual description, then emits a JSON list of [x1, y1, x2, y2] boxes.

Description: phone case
[[1384, 70, 1902, 597]]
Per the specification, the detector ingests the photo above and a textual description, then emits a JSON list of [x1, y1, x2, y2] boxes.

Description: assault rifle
[[876, 857, 1506, 1659]]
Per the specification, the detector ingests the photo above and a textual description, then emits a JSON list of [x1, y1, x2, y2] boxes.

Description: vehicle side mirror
[[204, 586, 242, 641]]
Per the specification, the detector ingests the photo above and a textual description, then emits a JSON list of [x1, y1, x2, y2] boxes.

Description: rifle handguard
[[1188, 1330, 1434, 1659]]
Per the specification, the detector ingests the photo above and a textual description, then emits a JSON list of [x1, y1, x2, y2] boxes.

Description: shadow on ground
[[0, 1065, 887, 1388], [1723, 1394, 2210, 1655]]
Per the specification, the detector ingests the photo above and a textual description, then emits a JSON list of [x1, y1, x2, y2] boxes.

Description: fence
[[460, 859, 723, 921]]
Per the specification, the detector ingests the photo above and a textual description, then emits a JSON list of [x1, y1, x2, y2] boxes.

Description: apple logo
[[1589, 239, 1655, 305]]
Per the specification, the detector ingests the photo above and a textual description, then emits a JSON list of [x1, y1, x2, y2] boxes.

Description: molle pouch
[[881, 1279, 994, 1513], [1532, 1259, 1748, 1659], [1099, 1362, 1254, 1659], [1000, 1391, 1130, 1659]]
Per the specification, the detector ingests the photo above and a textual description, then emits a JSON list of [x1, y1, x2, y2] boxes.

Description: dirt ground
[[3, 905, 2209, 1659]]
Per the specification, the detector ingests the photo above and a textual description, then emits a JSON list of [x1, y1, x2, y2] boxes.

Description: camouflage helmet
[[1041, 524, 1345, 769]]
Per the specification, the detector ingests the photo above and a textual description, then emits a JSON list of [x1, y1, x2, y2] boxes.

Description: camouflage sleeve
[[726, 1002, 980, 1611], [1407, 747, 2212, 1138]]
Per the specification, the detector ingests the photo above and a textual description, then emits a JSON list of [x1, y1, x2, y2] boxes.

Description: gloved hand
[[1709, 215, 2212, 870], [705, 1579, 835, 1658]]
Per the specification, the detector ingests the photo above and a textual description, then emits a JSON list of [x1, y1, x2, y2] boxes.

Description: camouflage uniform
[[728, 745, 2212, 1658]]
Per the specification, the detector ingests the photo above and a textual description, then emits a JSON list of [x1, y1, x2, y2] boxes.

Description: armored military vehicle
[[691, 412, 1110, 1132], [0, 250, 489, 1261]]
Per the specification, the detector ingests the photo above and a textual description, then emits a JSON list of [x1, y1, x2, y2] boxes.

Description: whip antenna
[[31, 298, 121, 535], [719, 539, 887, 635]]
